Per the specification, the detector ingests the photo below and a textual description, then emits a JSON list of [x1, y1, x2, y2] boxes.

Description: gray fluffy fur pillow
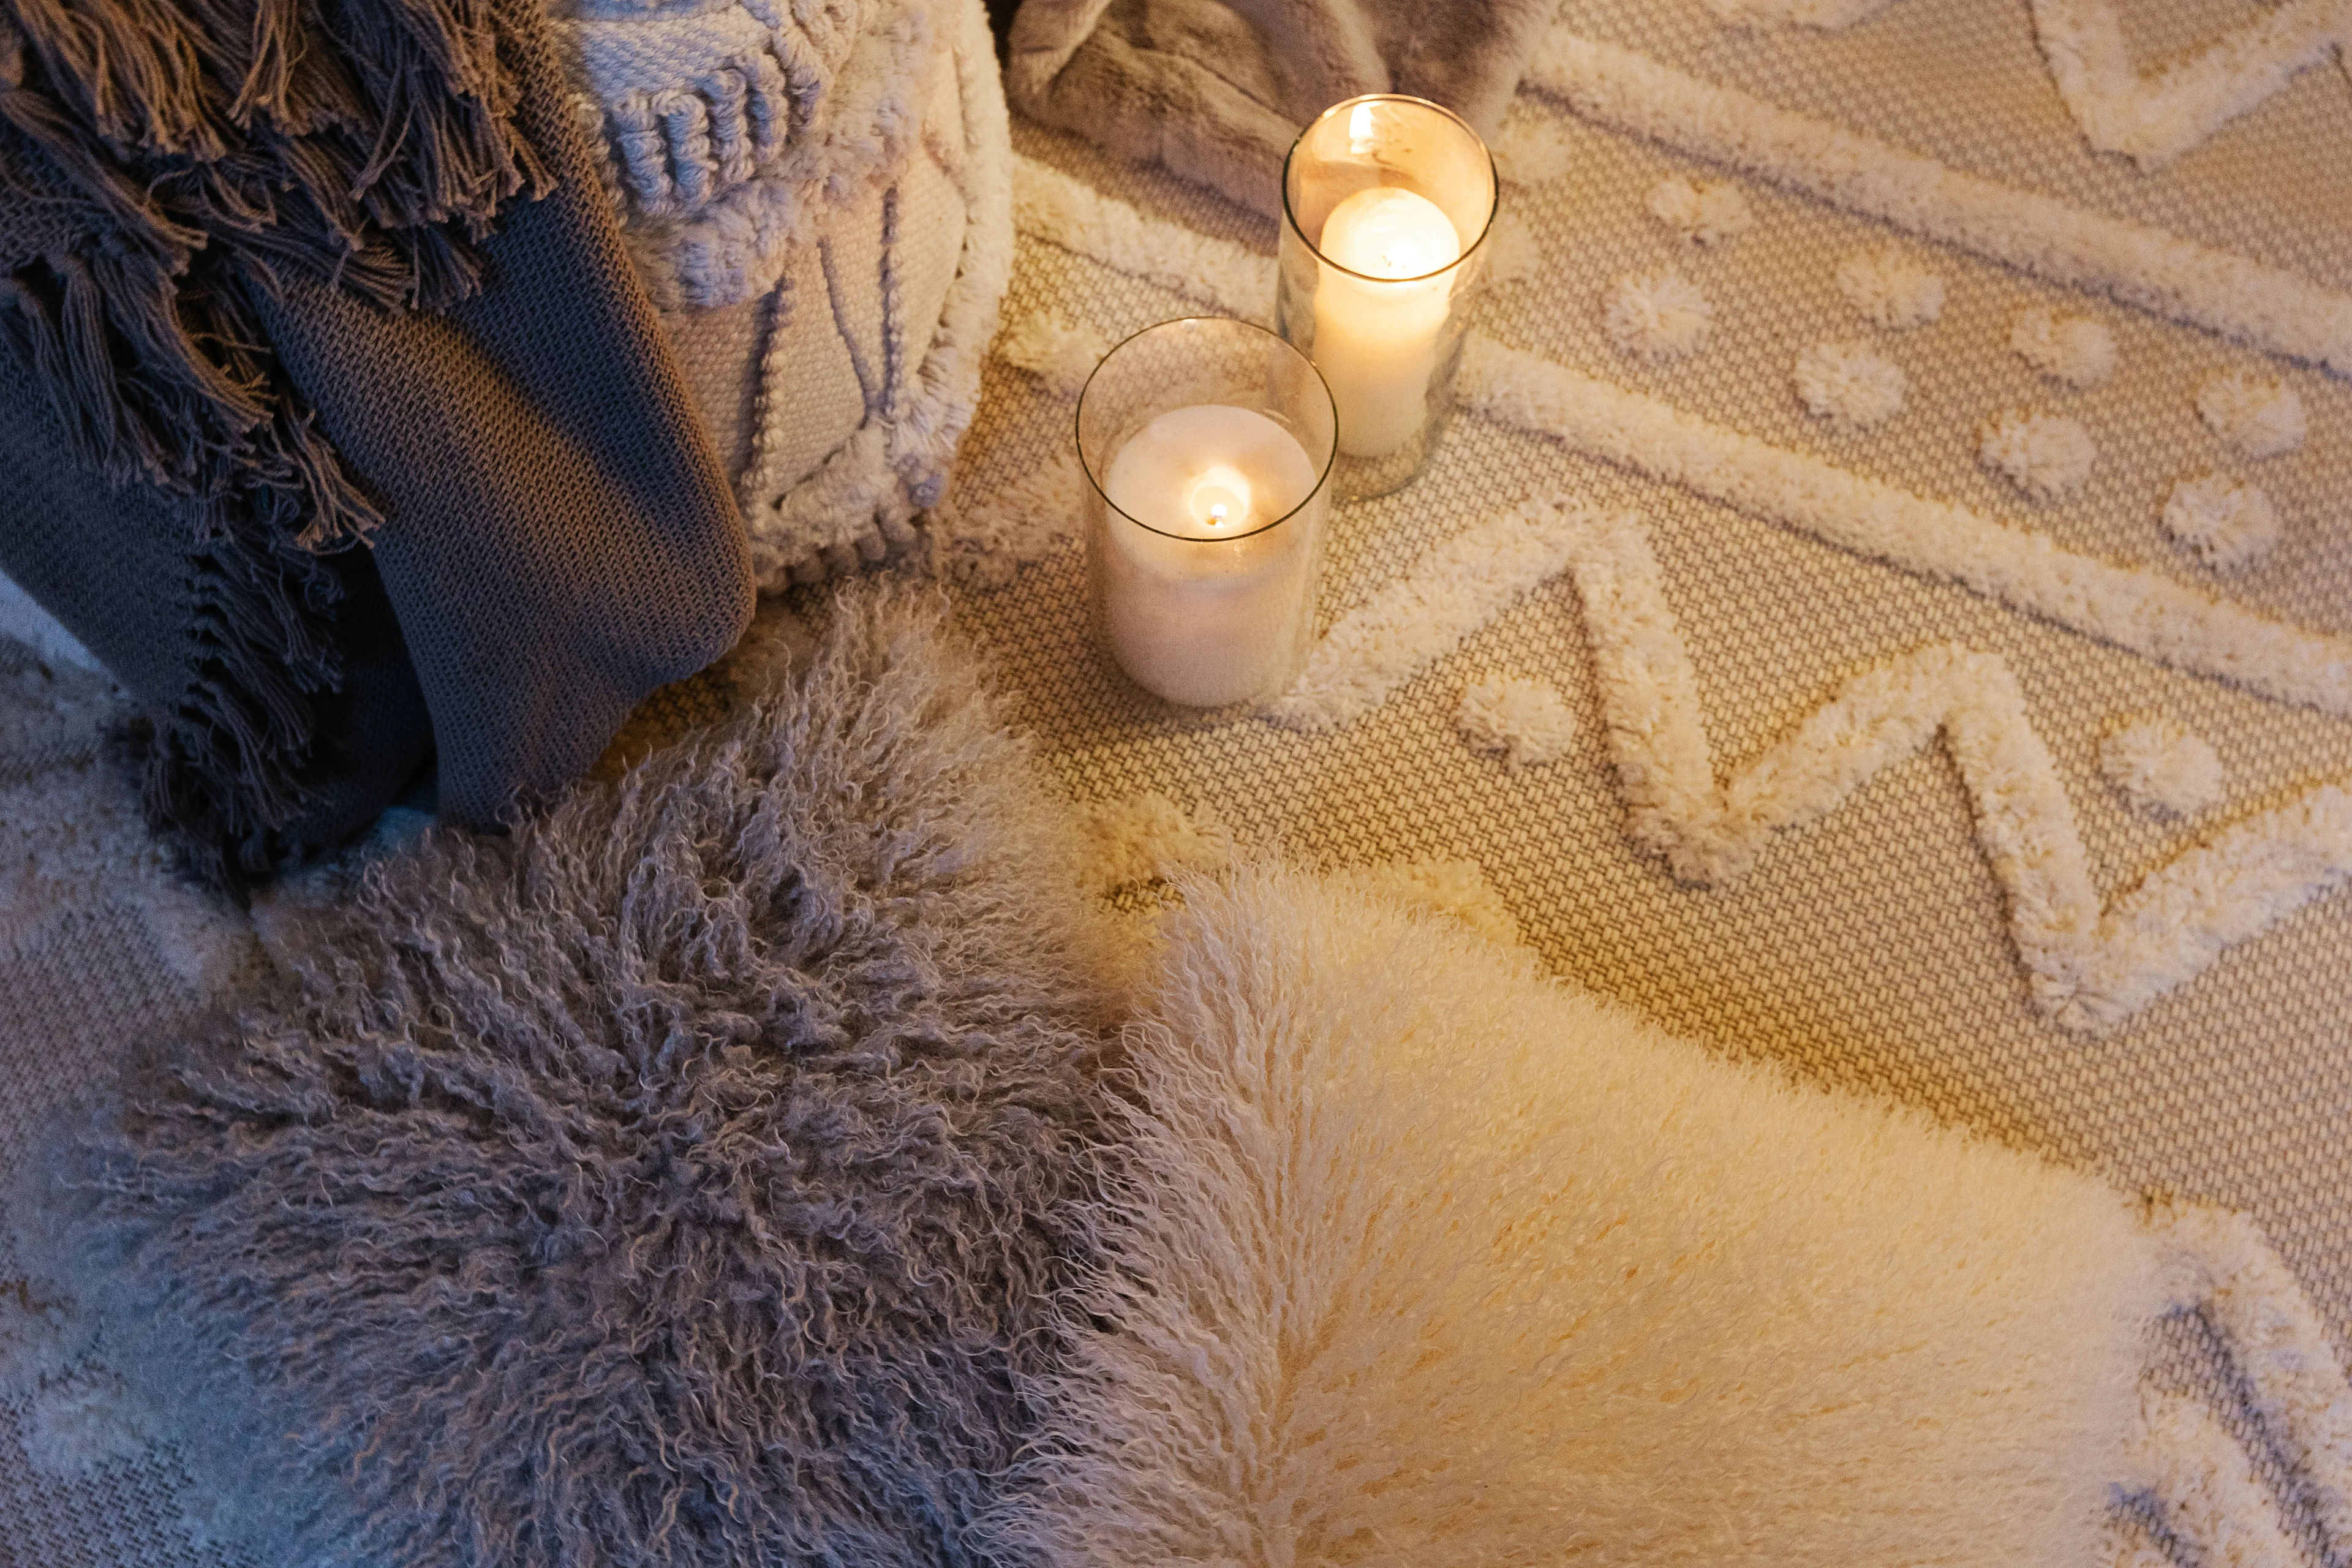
[[29, 587, 1120, 1568]]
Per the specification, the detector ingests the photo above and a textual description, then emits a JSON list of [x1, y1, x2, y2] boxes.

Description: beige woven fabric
[[951, 0, 2352, 1367], [0, 643, 260, 1568]]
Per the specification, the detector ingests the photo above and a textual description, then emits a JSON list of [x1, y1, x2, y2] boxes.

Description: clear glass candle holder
[[1077, 318, 1338, 709], [1278, 94, 1498, 500]]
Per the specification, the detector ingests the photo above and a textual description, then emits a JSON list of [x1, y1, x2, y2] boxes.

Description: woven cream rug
[[6, 0, 2352, 1560], [934, 3, 2352, 1556], [953, 0, 2352, 1336], [0, 637, 262, 1563]]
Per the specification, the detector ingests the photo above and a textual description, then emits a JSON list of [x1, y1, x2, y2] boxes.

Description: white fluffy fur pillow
[[990, 865, 2167, 1567]]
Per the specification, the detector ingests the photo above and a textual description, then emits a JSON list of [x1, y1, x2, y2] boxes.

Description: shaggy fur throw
[[1006, 0, 1556, 216], [983, 866, 2166, 1568], [24, 587, 1120, 1568]]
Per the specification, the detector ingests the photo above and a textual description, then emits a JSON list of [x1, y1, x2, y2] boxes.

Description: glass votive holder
[[1278, 94, 1498, 500], [1077, 317, 1339, 709]]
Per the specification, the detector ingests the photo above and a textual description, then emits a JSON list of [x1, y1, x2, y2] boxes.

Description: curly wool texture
[[2161, 473, 2281, 570], [984, 867, 2162, 1568], [1645, 175, 1753, 246], [2101, 715, 2225, 818], [1792, 341, 1906, 430], [2196, 372, 2307, 459], [1603, 268, 1714, 362], [2010, 306, 2119, 388], [26, 588, 1121, 1568], [1980, 410, 2098, 501], [1834, 245, 1945, 328]]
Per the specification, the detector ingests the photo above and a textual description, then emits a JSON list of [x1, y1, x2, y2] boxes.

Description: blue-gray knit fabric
[[26, 587, 1118, 1568]]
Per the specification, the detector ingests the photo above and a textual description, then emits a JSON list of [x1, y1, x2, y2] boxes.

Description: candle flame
[[1188, 465, 1251, 530], [1348, 100, 1377, 156]]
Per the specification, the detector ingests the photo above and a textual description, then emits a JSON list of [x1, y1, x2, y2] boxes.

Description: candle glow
[[1096, 404, 1321, 707], [1187, 465, 1253, 530], [1279, 95, 1496, 497], [1324, 186, 1461, 281], [1313, 184, 1463, 459]]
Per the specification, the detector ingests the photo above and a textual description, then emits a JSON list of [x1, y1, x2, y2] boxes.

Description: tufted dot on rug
[[1645, 174, 1753, 246], [1792, 340, 1906, 431], [25, 586, 1122, 1568], [1834, 244, 1944, 329], [2100, 714, 2225, 818], [1979, 409, 2097, 502], [2160, 473, 2280, 571], [1457, 672, 1580, 769], [1493, 108, 1574, 186], [2009, 306, 2117, 389], [1071, 792, 1232, 897], [2195, 371, 2305, 459], [997, 309, 1114, 399], [1603, 268, 1714, 362]]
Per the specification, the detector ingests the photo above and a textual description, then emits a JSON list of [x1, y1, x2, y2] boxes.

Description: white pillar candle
[[1312, 183, 1462, 459], [1098, 404, 1322, 707]]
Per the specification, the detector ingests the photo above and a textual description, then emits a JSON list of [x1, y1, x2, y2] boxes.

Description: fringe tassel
[[0, 258, 385, 549], [140, 522, 348, 892], [0, 0, 555, 877], [0, 0, 551, 548], [7, 0, 544, 274], [4, 0, 224, 158]]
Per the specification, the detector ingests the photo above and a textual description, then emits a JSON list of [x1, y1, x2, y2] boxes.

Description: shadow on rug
[[20, 586, 1123, 1568]]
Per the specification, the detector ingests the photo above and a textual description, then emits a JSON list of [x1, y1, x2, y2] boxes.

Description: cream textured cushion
[[552, 0, 1014, 584]]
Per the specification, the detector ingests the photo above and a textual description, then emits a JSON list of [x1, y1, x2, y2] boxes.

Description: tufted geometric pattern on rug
[[945, 0, 2352, 1411], [16, 588, 1121, 1568]]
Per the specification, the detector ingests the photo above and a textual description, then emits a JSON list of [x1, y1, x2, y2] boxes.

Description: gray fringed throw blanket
[[1005, 0, 1556, 213], [0, 0, 753, 886]]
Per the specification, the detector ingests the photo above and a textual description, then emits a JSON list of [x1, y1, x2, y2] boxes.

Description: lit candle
[[1309, 123, 1464, 459], [1278, 95, 1495, 496], [1097, 404, 1321, 707]]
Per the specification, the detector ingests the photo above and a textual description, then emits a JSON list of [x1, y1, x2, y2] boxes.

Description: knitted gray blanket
[[0, 0, 750, 884], [1006, 0, 1556, 213]]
